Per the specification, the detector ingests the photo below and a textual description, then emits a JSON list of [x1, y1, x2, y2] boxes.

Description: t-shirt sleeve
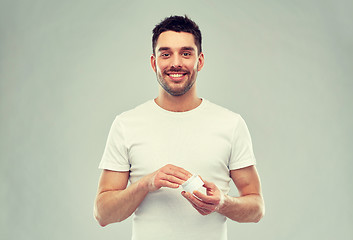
[[98, 116, 130, 171], [228, 116, 256, 170]]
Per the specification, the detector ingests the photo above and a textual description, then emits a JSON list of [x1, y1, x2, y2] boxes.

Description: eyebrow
[[180, 47, 195, 51], [157, 46, 196, 52]]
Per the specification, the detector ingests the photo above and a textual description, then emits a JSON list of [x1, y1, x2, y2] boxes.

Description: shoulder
[[115, 100, 154, 121], [203, 99, 243, 123], [107, 100, 155, 131]]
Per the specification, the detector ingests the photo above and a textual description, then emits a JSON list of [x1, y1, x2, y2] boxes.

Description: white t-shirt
[[99, 99, 256, 240]]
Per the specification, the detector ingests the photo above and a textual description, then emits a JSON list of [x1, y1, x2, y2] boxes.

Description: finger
[[168, 165, 193, 179], [189, 199, 215, 214], [182, 191, 215, 212], [181, 192, 211, 215], [162, 165, 192, 181], [157, 179, 180, 189], [193, 190, 219, 205], [199, 178, 219, 196], [173, 165, 193, 177], [189, 201, 210, 215], [182, 191, 202, 205], [154, 172, 181, 188], [201, 178, 216, 189], [160, 173, 186, 185]]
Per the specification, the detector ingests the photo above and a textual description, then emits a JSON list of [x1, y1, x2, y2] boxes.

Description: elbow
[[97, 219, 108, 227], [95, 214, 108, 227], [94, 203, 125, 227], [253, 200, 265, 223], [94, 202, 111, 227], [94, 207, 108, 227], [95, 215, 124, 227], [95, 211, 118, 227], [253, 210, 264, 223]]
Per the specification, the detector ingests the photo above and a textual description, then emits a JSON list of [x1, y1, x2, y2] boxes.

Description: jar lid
[[182, 175, 204, 193]]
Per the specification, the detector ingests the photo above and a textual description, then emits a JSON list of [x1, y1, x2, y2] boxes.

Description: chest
[[125, 121, 233, 183]]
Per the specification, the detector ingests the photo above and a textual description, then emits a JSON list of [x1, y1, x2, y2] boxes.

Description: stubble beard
[[156, 68, 198, 97]]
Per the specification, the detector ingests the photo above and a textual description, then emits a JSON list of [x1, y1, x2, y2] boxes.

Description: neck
[[155, 86, 202, 112]]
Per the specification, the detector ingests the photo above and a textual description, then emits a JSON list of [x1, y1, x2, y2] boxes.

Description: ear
[[197, 52, 205, 71], [151, 54, 157, 73]]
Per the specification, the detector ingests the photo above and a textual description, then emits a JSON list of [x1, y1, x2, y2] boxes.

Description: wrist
[[137, 176, 151, 193], [215, 193, 231, 214]]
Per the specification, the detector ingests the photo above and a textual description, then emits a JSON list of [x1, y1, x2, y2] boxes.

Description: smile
[[169, 73, 185, 78], [167, 72, 187, 82]]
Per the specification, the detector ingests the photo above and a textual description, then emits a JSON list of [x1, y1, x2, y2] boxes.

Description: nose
[[171, 55, 182, 68]]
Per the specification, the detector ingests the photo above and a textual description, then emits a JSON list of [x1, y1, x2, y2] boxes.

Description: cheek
[[189, 61, 199, 71], [188, 58, 199, 69], [156, 61, 168, 72]]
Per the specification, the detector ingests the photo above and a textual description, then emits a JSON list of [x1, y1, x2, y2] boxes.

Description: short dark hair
[[152, 15, 202, 55]]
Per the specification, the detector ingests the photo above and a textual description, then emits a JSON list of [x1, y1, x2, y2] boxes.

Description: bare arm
[[218, 165, 265, 222], [182, 165, 265, 223], [94, 164, 192, 227], [94, 170, 147, 226]]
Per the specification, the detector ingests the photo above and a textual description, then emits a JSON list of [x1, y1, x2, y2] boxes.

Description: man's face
[[151, 31, 204, 96]]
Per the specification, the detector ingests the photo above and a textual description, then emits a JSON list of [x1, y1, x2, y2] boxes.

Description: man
[[94, 15, 264, 240]]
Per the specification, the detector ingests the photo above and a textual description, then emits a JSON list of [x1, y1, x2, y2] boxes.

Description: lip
[[167, 72, 187, 82]]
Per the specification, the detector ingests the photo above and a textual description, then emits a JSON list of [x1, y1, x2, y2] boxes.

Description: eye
[[182, 52, 191, 57], [161, 53, 170, 57]]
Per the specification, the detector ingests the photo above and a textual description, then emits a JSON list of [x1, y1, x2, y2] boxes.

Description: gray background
[[1, 0, 352, 239]]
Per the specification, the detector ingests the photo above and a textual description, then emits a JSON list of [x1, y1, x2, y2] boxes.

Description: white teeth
[[169, 74, 183, 78]]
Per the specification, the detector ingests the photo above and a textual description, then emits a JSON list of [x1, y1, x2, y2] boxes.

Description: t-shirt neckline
[[151, 98, 207, 116]]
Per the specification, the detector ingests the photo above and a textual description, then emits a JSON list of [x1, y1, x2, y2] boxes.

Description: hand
[[142, 164, 192, 192], [181, 178, 225, 215]]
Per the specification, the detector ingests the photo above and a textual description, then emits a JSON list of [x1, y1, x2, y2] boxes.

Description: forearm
[[217, 194, 265, 223], [94, 179, 148, 226], [94, 164, 191, 226]]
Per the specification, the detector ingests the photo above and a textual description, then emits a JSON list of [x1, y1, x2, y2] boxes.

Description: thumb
[[199, 177, 215, 190]]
